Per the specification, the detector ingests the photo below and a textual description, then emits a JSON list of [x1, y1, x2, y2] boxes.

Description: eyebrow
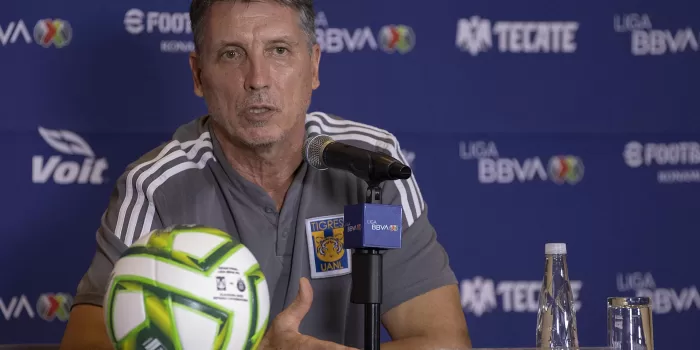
[[214, 35, 300, 49], [268, 36, 300, 46]]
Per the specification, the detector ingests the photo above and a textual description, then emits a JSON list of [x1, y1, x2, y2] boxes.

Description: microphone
[[304, 135, 406, 349], [303, 134, 411, 184]]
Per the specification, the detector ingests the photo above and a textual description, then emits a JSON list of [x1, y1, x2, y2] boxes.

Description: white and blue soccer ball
[[104, 225, 270, 350]]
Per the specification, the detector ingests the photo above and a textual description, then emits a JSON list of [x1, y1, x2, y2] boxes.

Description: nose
[[244, 52, 270, 91]]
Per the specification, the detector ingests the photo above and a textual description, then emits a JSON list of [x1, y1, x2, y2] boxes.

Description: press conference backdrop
[[1, 0, 698, 348]]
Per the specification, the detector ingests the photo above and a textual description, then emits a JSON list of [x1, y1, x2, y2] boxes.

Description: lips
[[248, 107, 271, 114], [241, 104, 277, 122]]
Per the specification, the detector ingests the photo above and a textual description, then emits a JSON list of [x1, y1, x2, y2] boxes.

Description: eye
[[273, 47, 289, 55], [222, 50, 237, 59]]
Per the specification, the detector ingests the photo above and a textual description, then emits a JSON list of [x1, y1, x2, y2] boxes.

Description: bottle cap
[[545, 243, 567, 255]]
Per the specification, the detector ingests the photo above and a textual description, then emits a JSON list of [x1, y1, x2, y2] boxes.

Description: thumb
[[277, 277, 313, 328]]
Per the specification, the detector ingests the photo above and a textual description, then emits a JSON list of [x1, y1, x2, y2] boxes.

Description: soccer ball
[[104, 225, 270, 350]]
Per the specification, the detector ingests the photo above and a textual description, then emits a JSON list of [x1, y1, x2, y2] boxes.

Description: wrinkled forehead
[[202, 1, 304, 48]]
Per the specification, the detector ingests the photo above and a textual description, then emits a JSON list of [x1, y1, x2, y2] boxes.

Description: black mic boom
[[303, 134, 411, 184]]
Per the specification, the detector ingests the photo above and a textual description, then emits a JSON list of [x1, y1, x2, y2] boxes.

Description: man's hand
[[258, 277, 357, 350]]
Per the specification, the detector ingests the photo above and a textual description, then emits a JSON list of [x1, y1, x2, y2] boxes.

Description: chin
[[238, 128, 286, 148]]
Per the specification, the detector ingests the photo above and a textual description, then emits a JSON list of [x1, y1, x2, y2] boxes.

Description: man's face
[[189, 0, 320, 148]]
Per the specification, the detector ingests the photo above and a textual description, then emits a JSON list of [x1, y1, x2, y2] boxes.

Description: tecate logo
[[124, 9, 192, 35], [456, 16, 578, 56], [460, 276, 583, 317], [32, 126, 108, 185]]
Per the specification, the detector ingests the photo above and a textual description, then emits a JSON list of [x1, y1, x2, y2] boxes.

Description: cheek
[[205, 69, 236, 92], [203, 70, 242, 107], [274, 65, 312, 105]]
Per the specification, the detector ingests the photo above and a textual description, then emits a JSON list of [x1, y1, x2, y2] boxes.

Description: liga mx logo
[[33, 19, 72, 48], [378, 25, 415, 54], [36, 293, 73, 322], [548, 155, 584, 185]]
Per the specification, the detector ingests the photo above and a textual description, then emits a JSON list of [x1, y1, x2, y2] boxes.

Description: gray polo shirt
[[73, 111, 457, 347]]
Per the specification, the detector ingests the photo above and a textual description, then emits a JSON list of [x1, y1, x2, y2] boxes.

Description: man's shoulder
[[305, 111, 402, 157], [116, 115, 215, 192]]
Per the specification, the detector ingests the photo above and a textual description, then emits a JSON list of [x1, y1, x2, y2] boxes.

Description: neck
[[213, 124, 304, 210]]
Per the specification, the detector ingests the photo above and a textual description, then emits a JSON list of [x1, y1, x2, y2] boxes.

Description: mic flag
[[344, 203, 402, 249]]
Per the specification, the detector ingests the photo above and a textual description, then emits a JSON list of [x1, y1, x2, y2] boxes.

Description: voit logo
[[614, 13, 698, 56], [623, 141, 700, 184], [459, 141, 584, 185], [32, 126, 108, 185], [1, 19, 72, 48], [617, 272, 700, 314], [315, 11, 415, 54], [460, 276, 583, 317], [123, 8, 194, 53], [456, 16, 578, 56]]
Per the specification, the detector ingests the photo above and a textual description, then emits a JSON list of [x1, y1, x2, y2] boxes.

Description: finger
[[298, 334, 355, 350], [277, 277, 313, 328]]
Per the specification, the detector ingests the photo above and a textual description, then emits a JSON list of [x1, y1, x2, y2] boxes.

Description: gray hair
[[189, 0, 317, 52]]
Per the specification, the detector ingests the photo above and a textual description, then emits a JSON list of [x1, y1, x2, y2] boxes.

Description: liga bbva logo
[[0, 293, 73, 322], [459, 141, 584, 185], [314, 11, 415, 54], [456, 16, 579, 56], [0, 19, 72, 48], [617, 272, 700, 314], [32, 127, 108, 185], [614, 13, 699, 56]]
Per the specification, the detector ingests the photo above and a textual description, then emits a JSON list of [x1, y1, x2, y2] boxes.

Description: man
[[59, 0, 471, 349]]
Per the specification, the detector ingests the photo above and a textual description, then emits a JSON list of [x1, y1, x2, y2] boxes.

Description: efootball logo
[[32, 126, 108, 185]]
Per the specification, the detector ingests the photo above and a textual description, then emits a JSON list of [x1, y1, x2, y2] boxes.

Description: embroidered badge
[[305, 214, 352, 279]]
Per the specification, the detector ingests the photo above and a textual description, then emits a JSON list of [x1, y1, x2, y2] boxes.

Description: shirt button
[[265, 207, 274, 213], [282, 230, 288, 238]]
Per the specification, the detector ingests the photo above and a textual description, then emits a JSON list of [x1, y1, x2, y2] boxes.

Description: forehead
[[203, 1, 303, 43]]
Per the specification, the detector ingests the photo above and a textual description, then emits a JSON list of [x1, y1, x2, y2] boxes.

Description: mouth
[[245, 104, 277, 114], [241, 104, 277, 123]]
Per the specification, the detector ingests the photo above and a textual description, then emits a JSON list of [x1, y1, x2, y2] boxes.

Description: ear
[[311, 43, 321, 90], [189, 52, 204, 97]]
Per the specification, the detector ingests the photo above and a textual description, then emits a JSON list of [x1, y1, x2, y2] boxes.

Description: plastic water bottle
[[536, 243, 579, 349]]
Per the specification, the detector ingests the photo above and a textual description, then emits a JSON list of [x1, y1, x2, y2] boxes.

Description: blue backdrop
[[1, 0, 698, 348]]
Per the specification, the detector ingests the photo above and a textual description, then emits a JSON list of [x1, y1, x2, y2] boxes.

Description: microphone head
[[303, 134, 334, 170], [390, 163, 412, 180]]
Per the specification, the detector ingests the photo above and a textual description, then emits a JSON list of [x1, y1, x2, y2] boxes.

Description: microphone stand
[[351, 181, 383, 350]]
